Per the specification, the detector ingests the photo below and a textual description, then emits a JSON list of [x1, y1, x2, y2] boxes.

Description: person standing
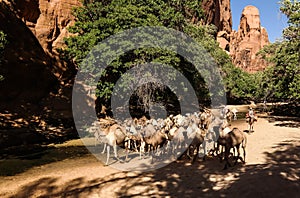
[[246, 107, 257, 132]]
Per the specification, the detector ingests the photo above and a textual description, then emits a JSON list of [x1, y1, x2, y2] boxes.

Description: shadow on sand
[[8, 140, 300, 198]]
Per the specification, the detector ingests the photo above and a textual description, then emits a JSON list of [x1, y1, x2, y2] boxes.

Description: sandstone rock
[[229, 5, 270, 73], [6, 0, 81, 54], [202, 2, 270, 72], [217, 30, 230, 51], [202, 0, 232, 33], [0, 1, 77, 148], [34, 0, 82, 54], [202, 0, 232, 51], [0, 2, 57, 103], [4, 0, 82, 79]]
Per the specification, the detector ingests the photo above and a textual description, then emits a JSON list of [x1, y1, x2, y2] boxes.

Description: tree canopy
[[62, 0, 234, 116], [61, 0, 300, 114], [259, 0, 300, 102]]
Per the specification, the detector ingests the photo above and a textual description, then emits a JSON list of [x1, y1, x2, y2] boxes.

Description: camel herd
[[87, 109, 248, 170]]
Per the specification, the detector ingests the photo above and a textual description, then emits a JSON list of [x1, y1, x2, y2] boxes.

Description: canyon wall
[[3, 0, 269, 75], [202, 0, 232, 51], [202, 1, 270, 72]]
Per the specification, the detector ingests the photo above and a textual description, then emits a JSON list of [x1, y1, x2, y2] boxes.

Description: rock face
[[0, 1, 80, 148], [7, 0, 81, 53], [202, 2, 270, 72], [229, 5, 269, 72], [0, 2, 57, 103], [202, 0, 232, 51], [5, 0, 82, 78]]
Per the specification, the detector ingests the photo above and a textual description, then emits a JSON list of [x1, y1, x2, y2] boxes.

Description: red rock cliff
[[4, 0, 82, 78], [202, 0, 232, 50], [229, 5, 269, 73], [202, 2, 270, 72]]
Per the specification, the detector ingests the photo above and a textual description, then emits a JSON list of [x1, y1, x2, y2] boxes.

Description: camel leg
[[211, 142, 217, 156], [192, 145, 200, 163], [147, 145, 151, 157], [124, 140, 130, 162], [202, 139, 207, 161], [105, 146, 110, 166], [101, 143, 107, 154], [242, 145, 246, 164], [168, 141, 173, 155], [125, 147, 129, 162], [216, 143, 222, 161], [140, 141, 145, 159], [174, 141, 179, 155], [94, 132, 100, 146], [113, 144, 118, 159], [187, 146, 193, 159], [134, 140, 138, 152], [217, 144, 225, 162], [223, 146, 231, 170], [150, 147, 155, 164], [234, 145, 241, 165], [113, 144, 123, 163], [139, 148, 143, 160]]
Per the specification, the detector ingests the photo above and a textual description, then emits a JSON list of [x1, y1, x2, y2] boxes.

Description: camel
[[246, 116, 257, 132], [98, 120, 129, 166], [142, 129, 169, 163], [217, 125, 247, 170], [186, 128, 205, 163], [225, 110, 233, 123], [199, 109, 214, 130]]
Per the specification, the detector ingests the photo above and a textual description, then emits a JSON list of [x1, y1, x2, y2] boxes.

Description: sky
[[231, 0, 288, 43]]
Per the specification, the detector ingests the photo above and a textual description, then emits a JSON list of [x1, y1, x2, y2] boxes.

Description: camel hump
[[232, 128, 241, 133]]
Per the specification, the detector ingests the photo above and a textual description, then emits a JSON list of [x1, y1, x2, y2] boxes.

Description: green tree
[[260, 0, 300, 101], [62, 0, 231, 115], [0, 31, 7, 81]]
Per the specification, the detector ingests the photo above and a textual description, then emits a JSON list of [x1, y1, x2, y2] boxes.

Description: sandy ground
[[0, 114, 299, 198]]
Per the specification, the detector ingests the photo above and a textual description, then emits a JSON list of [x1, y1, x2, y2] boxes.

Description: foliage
[[259, 0, 300, 102], [0, 31, 7, 81], [222, 0, 300, 103], [280, 0, 300, 42], [62, 0, 232, 114], [220, 59, 263, 102], [62, 0, 300, 107]]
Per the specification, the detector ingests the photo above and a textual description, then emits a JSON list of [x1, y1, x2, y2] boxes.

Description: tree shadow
[[0, 145, 91, 176], [263, 115, 300, 128], [8, 140, 299, 197], [224, 140, 300, 197]]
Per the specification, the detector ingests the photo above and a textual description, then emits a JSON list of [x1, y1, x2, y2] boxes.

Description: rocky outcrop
[[0, 1, 79, 148], [230, 5, 270, 73], [4, 0, 82, 78], [202, 0, 232, 51], [0, 2, 57, 103], [230, 6, 269, 72], [202, 2, 269, 72], [7, 0, 81, 53]]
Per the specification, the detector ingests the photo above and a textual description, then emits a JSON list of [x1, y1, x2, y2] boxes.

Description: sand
[[0, 114, 299, 198]]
